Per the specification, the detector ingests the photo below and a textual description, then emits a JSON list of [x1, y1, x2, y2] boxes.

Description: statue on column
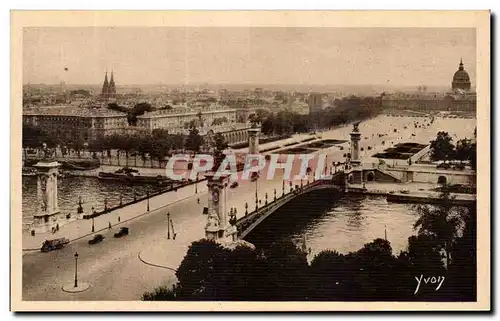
[[41, 142, 54, 160], [353, 122, 361, 132]]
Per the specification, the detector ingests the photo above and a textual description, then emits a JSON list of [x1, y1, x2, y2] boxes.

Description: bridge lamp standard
[[254, 173, 259, 211]]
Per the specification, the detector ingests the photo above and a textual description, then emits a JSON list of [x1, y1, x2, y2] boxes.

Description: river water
[[22, 176, 159, 226], [245, 190, 420, 255]]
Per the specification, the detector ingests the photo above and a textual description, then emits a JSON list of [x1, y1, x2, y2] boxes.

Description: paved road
[[22, 115, 476, 301]]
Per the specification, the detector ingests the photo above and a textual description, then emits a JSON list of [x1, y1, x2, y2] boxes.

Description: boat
[[98, 167, 174, 186]]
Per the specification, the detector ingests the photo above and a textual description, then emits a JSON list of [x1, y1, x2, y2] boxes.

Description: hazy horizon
[[23, 27, 476, 87]]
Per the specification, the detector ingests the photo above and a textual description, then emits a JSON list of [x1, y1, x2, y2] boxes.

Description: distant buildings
[[382, 59, 476, 114], [136, 105, 237, 134], [307, 93, 324, 114], [23, 106, 130, 142]]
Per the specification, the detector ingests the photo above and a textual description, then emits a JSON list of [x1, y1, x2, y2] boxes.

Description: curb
[[137, 250, 178, 272], [22, 190, 203, 252]]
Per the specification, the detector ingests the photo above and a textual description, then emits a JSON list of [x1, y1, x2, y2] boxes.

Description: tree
[[455, 138, 472, 164], [211, 133, 228, 171], [430, 131, 455, 162], [413, 191, 469, 267], [174, 239, 229, 298], [185, 124, 202, 155], [310, 250, 348, 300]]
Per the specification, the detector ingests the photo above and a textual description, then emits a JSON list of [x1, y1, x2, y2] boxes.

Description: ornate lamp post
[[282, 180, 285, 197], [195, 172, 199, 194], [245, 202, 248, 216], [147, 190, 150, 212], [134, 191, 137, 202], [104, 198, 108, 212], [77, 196, 83, 214], [274, 188, 276, 201], [74, 252, 79, 288], [119, 193, 123, 206], [167, 212, 171, 239], [91, 207, 95, 233], [265, 193, 268, 205]]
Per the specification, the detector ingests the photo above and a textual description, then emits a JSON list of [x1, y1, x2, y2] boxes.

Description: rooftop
[[138, 105, 236, 119], [23, 106, 127, 118]]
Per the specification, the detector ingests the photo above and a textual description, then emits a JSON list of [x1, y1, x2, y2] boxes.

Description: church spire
[[109, 70, 116, 98], [101, 71, 109, 97]]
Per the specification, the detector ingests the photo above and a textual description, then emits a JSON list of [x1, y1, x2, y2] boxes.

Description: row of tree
[[248, 95, 384, 136], [22, 123, 228, 165], [430, 131, 477, 169], [143, 192, 476, 301]]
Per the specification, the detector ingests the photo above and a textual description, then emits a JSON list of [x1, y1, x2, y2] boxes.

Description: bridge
[[235, 172, 345, 240]]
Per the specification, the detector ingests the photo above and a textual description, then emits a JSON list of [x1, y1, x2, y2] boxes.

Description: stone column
[[32, 161, 61, 233], [248, 128, 260, 154], [350, 125, 361, 167], [348, 123, 363, 185], [204, 173, 231, 240]]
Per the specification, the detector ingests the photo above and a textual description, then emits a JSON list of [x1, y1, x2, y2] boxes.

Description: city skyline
[[23, 27, 476, 87]]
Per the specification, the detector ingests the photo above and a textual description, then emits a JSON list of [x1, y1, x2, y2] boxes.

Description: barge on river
[[98, 167, 174, 186]]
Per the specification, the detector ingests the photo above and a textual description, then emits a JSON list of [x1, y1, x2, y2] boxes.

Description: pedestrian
[[197, 198, 200, 204], [108, 222, 111, 230], [56, 223, 59, 231], [118, 216, 121, 223], [173, 233, 177, 240]]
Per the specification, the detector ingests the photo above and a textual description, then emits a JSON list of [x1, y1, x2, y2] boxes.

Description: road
[[22, 115, 476, 301]]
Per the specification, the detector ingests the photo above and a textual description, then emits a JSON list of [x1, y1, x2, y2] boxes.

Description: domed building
[[451, 58, 471, 91]]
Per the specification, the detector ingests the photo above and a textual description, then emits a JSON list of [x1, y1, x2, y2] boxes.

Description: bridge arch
[[236, 180, 343, 240], [438, 175, 447, 185]]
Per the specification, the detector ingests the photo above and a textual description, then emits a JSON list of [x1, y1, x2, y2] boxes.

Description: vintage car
[[114, 227, 129, 238], [88, 234, 105, 245], [41, 238, 70, 252], [230, 181, 239, 188]]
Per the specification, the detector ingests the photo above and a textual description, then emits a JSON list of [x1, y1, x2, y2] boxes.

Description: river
[[245, 190, 420, 256]]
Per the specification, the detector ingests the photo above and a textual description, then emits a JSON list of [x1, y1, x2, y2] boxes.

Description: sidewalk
[[22, 181, 208, 251]]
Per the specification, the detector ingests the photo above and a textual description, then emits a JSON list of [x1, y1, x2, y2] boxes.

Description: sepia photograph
[[10, 10, 490, 311]]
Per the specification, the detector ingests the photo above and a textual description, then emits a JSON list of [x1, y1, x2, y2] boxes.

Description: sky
[[23, 27, 476, 87]]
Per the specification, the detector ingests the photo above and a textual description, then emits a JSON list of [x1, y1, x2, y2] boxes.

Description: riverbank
[[22, 179, 208, 251]]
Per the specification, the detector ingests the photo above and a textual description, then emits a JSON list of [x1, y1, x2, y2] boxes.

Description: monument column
[[32, 161, 62, 233], [348, 122, 363, 185], [204, 173, 237, 242]]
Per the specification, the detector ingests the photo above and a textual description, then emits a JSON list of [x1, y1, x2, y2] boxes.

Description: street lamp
[[195, 172, 199, 194], [282, 180, 285, 197], [74, 252, 79, 288], [91, 207, 95, 233], [147, 190, 150, 212], [77, 196, 83, 214], [255, 174, 259, 211], [104, 198, 108, 212], [167, 212, 171, 239]]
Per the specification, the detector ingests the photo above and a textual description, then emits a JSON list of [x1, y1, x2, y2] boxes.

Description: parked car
[[437, 163, 451, 169], [41, 238, 70, 252], [88, 234, 105, 245], [230, 181, 239, 188], [114, 227, 129, 238]]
